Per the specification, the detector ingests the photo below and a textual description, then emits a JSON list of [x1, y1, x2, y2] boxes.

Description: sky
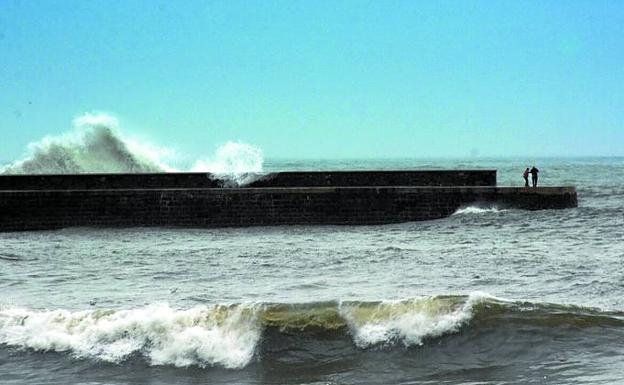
[[1, 0, 623, 161]]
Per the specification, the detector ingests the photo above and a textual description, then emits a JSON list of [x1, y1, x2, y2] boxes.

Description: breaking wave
[[0, 113, 264, 184], [2, 294, 622, 369], [452, 206, 506, 215], [0, 303, 260, 369]]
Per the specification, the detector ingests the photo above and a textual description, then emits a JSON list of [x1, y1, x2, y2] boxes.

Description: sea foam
[[452, 206, 506, 215], [0, 304, 261, 369]]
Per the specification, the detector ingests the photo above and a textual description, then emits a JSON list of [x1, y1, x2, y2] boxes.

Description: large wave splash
[[1, 114, 173, 174], [1, 113, 264, 184]]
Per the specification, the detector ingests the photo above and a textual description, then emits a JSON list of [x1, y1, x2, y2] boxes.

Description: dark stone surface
[[247, 171, 497, 187], [0, 186, 577, 232], [0, 170, 496, 190], [0, 173, 222, 190]]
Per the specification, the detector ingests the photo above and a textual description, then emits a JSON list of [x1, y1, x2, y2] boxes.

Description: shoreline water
[[1, 158, 622, 384]]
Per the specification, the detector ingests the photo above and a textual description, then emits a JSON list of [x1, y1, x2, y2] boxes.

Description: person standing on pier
[[523, 167, 530, 187], [530, 166, 539, 187]]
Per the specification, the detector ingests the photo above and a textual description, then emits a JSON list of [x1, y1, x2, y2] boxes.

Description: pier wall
[[247, 171, 497, 187], [0, 186, 577, 231], [0, 170, 496, 190]]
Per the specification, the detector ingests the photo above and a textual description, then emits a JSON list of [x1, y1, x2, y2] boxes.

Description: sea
[[1, 157, 623, 385]]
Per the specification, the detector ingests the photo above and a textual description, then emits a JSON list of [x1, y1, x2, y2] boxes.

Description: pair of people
[[523, 166, 539, 187]]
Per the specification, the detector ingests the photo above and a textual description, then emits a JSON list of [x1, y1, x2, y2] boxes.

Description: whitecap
[[0, 304, 261, 369]]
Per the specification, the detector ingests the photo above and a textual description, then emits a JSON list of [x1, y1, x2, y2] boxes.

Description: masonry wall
[[0, 186, 577, 232], [247, 171, 497, 187], [0, 170, 496, 190]]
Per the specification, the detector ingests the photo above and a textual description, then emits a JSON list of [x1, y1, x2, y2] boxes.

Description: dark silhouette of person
[[530, 166, 539, 187], [523, 167, 530, 187]]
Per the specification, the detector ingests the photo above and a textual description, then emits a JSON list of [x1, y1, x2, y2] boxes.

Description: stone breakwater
[[0, 171, 576, 231]]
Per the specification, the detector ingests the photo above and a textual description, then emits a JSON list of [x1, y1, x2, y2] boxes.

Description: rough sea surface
[[1, 158, 623, 385]]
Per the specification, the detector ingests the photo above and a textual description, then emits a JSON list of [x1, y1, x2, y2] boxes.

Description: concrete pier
[[0, 171, 577, 231], [0, 170, 497, 190]]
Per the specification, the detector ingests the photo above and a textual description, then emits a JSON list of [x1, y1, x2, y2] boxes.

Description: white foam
[[340, 293, 493, 348], [0, 304, 261, 369], [452, 206, 506, 215], [192, 141, 264, 186]]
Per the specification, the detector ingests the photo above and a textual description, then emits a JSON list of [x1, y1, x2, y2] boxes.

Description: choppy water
[[1, 158, 623, 385]]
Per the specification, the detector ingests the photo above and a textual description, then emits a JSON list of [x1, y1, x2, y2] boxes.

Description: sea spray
[[1, 113, 174, 174], [1, 113, 265, 185], [192, 141, 264, 186]]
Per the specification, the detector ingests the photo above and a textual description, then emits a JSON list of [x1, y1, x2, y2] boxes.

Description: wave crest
[[2, 295, 620, 369], [0, 295, 487, 368], [0, 304, 260, 369], [340, 293, 490, 348]]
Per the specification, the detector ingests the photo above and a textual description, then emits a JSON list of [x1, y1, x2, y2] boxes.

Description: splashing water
[[0, 304, 261, 369], [1, 113, 264, 185], [192, 141, 264, 186], [339, 292, 493, 348], [452, 206, 506, 215], [1, 113, 173, 174]]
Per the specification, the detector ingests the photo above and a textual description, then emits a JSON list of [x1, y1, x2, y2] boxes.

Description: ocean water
[[1, 157, 624, 385]]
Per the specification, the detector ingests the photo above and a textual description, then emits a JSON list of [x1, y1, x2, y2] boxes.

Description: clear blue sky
[[1, 0, 623, 160]]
